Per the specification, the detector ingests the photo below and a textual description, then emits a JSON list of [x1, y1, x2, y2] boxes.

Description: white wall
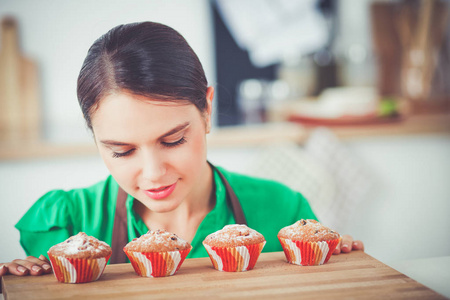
[[0, 0, 216, 143], [342, 134, 450, 264]]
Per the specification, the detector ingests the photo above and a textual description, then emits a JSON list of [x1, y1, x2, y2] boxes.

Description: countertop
[[1, 251, 447, 299]]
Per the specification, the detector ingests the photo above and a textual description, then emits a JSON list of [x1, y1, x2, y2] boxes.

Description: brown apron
[[109, 162, 247, 264]]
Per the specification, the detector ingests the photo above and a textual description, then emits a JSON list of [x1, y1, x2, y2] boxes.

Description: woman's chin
[[140, 199, 181, 214], [151, 205, 179, 213]]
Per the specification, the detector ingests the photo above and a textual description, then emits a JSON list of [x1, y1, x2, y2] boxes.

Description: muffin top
[[124, 229, 191, 252], [203, 224, 265, 247], [48, 232, 112, 259], [278, 219, 340, 242]]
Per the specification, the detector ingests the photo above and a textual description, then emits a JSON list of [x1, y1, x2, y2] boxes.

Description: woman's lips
[[143, 182, 177, 200]]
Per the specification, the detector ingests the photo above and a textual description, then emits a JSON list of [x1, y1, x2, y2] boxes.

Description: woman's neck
[[134, 162, 215, 242]]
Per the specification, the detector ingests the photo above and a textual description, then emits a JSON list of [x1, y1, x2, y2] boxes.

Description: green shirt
[[15, 166, 317, 261]]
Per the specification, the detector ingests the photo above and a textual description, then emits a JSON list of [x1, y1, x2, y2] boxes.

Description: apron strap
[[110, 162, 247, 263], [208, 162, 247, 225], [110, 186, 129, 264]]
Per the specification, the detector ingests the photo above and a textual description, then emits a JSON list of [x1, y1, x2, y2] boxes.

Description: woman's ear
[[205, 86, 214, 133]]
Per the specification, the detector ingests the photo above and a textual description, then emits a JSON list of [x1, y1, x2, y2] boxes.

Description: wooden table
[[1, 251, 446, 299]]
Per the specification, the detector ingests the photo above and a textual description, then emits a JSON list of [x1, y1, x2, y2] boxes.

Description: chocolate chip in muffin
[[278, 219, 340, 243], [124, 230, 191, 253]]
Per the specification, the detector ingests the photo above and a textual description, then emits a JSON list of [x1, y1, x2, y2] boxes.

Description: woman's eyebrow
[[159, 122, 190, 139], [99, 122, 190, 146], [99, 140, 131, 146]]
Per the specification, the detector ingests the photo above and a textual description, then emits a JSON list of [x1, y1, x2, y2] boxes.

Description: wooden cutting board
[[1, 251, 445, 299], [0, 16, 40, 145]]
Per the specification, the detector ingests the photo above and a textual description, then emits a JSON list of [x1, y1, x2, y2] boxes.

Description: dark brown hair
[[77, 22, 208, 129]]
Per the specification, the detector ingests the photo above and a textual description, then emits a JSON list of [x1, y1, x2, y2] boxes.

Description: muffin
[[47, 232, 112, 283], [123, 230, 192, 277], [203, 224, 266, 272], [278, 219, 341, 266]]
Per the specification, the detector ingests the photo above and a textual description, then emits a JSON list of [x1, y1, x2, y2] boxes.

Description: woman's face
[[91, 90, 213, 213]]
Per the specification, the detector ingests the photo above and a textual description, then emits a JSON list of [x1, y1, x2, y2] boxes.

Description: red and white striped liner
[[124, 247, 191, 277], [48, 253, 111, 283], [278, 237, 340, 266], [203, 241, 265, 272]]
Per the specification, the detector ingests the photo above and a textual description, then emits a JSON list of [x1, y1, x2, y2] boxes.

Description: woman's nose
[[141, 150, 166, 181]]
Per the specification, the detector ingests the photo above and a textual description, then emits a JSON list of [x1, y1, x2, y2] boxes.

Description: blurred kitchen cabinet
[[0, 17, 41, 145], [371, 0, 450, 110]]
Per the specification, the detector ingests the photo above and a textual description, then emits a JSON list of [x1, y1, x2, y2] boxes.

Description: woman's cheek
[[165, 142, 204, 184], [165, 148, 191, 177], [183, 137, 206, 166], [103, 154, 137, 189]]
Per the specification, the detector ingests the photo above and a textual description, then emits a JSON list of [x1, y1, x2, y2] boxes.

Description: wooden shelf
[[319, 112, 450, 140], [207, 122, 307, 148], [0, 142, 98, 160]]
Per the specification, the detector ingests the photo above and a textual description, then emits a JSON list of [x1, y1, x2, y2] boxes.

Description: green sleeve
[[15, 190, 74, 259]]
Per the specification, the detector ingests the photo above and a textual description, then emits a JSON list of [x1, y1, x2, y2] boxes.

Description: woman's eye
[[162, 137, 187, 148], [112, 148, 135, 158]]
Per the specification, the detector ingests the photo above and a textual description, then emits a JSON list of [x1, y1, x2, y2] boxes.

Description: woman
[[0, 22, 363, 277]]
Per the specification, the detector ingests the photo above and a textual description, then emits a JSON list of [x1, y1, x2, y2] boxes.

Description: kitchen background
[[1, 0, 449, 295]]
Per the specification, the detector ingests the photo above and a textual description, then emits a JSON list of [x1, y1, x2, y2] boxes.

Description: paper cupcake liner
[[203, 241, 266, 272], [278, 237, 340, 266], [47, 253, 111, 283], [124, 247, 191, 277]]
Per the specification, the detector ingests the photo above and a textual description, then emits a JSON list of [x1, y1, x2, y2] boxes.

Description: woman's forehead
[[102, 91, 193, 107], [93, 92, 196, 115], [91, 92, 202, 134]]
